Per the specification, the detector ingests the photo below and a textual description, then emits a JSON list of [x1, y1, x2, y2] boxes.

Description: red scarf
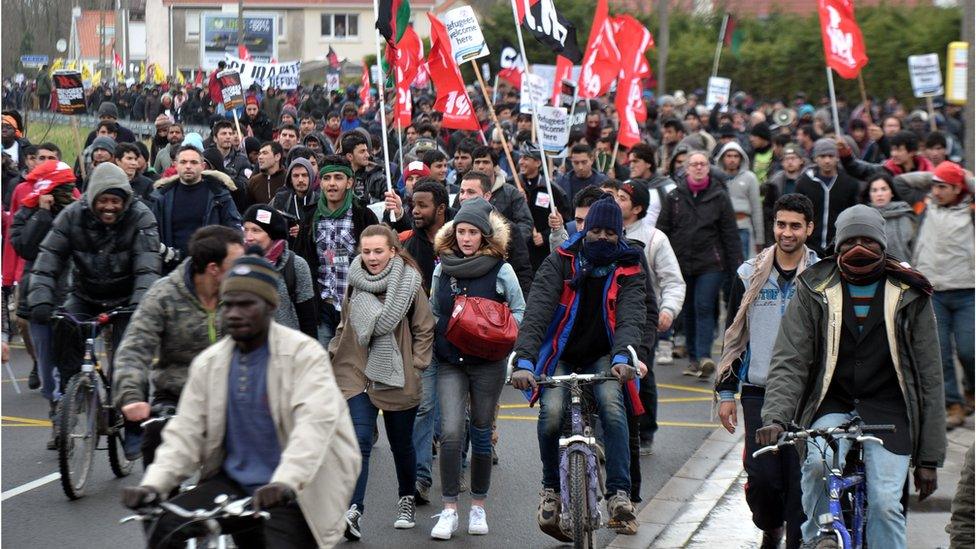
[[687, 175, 709, 194], [20, 160, 77, 208], [265, 239, 287, 265], [883, 154, 933, 176]]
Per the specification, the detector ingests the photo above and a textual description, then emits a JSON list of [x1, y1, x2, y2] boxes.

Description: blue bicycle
[[753, 418, 895, 549]]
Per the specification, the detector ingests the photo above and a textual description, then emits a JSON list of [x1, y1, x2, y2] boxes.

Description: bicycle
[[753, 417, 896, 549], [506, 347, 640, 549], [53, 306, 135, 500], [120, 494, 269, 549]]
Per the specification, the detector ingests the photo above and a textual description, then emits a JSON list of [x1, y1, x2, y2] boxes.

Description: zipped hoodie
[[717, 141, 764, 246]]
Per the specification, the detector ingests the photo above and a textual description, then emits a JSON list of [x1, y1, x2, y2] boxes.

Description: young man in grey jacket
[[715, 194, 818, 549], [717, 141, 764, 259]]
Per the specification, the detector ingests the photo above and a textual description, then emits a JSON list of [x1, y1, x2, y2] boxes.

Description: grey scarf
[[347, 255, 421, 389], [439, 251, 501, 278]]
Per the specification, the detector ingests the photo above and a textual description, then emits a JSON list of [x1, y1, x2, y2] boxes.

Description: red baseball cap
[[933, 161, 966, 188]]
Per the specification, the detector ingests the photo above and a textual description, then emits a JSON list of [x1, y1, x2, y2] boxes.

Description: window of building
[[277, 14, 286, 39], [320, 13, 359, 39], [185, 12, 200, 41]]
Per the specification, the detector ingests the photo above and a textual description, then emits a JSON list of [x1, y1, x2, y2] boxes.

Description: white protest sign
[[223, 56, 301, 90], [537, 106, 569, 154], [519, 72, 549, 113], [908, 53, 943, 98], [443, 6, 490, 64], [705, 76, 731, 110], [945, 42, 968, 105], [326, 71, 341, 93], [15, 74, 24, 84]]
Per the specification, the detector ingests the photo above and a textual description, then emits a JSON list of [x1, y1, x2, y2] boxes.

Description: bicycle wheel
[[58, 373, 98, 500], [107, 408, 134, 478], [806, 534, 841, 548], [568, 451, 592, 549]]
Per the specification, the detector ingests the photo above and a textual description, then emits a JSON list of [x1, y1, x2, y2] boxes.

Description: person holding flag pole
[[372, 0, 397, 222], [469, 59, 526, 196]]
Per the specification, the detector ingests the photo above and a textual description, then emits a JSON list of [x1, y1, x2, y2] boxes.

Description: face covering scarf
[[837, 244, 885, 284]]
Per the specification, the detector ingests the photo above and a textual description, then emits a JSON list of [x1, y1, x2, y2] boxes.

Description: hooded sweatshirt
[[717, 141, 764, 246], [272, 157, 320, 224]]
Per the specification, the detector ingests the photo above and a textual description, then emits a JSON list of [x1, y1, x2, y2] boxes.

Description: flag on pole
[[551, 55, 573, 106], [176, 70, 186, 85], [515, 0, 583, 63], [50, 58, 64, 72], [577, 0, 621, 99], [612, 15, 654, 147], [359, 62, 373, 113], [92, 69, 102, 87], [377, 0, 412, 44], [498, 40, 524, 88], [394, 26, 423, 127], [327, 46, 341, 70], [194, 70, 204, 87], [153, 63, 166, 84], [113, 51, 124, 71], [427, 13, 481, 131], [817, 0, 868, 79], [81, 63, 93, 83]]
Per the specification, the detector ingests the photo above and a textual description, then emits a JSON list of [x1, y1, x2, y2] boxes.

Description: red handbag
[[445, 278, 518, 361]]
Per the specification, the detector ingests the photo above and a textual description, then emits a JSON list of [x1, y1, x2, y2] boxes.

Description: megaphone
[[772, 108, 797, 128]]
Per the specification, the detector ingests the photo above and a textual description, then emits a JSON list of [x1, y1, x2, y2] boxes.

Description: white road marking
[[1, 472, 60, 501]]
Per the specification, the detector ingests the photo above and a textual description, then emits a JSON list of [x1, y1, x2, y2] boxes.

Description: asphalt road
[[1, 339, 720, 548]]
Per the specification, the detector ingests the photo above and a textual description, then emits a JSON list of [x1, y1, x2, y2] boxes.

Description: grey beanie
[[834, 204, 886, 252], [453, 197, 494, 237], [97, 102, 119, 119], [85, 162, 133, 207], [812, 137, 837, 158], [91, 135, 117, 155]]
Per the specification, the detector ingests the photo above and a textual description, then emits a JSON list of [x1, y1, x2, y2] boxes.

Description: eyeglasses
[[687, 161, 709, 168]]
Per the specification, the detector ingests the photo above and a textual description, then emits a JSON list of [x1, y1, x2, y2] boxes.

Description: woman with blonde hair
[[329, 224, 436, 541]]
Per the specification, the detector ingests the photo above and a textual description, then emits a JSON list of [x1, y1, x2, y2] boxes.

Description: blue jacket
[[149, 170, 242, 250]]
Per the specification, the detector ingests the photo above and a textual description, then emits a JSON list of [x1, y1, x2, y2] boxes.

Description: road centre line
[[1, 472, 60, 501], [1, 415, 52, 427]]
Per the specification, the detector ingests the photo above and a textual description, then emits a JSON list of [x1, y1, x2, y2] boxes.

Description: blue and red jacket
[[514, 232, 646, 415]]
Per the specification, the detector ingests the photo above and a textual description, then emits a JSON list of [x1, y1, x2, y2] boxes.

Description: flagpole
[[711, 13, 729, 78], [471, 60, 525, 195], [510, 0, 556, 213], [825, 66, 842, 136], [372, 0, 395, 221]]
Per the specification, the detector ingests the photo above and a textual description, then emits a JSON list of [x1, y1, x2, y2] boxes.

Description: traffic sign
[[20, 55, 49, 68]]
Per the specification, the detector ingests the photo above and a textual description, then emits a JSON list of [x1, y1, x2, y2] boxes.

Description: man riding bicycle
[[113, 225, 245, 465], [510, 197, 646, 540], [757, 205, 946, 548], [121, 255, 361, 548], [28, 162, 161, 457]]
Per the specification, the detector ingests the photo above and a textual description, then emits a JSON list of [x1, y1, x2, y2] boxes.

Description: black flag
[[517, 0, 583, 63]]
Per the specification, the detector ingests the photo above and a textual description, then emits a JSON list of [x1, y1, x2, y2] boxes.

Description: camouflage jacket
[[113, 258, 221, 407]]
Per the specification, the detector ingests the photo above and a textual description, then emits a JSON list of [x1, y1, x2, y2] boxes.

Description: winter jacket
[[512, 232, 646, 411], [113, 258, 222, 407], [270, 246, 317, 337], [625, 220, 685, 320], [240, 111, 274, 142], [644, 174, 677, 227], [352, 163, 390, 206], [892, 170, 976, 213], [842, 151, 934, 181], [556, 170, 608, 205], [717, 141, 764, 246], [656, 174, 743, 277], [718, 248, 820, 393], [150, 170, 243, 252], [913, 197, 974, 292], [9, 202, 72, 318], [272, 158, 320, 227], [142, 322, 361, 548], [152, 143, 175, 174], [29, 179, 161, 311], [329, 283, 435, 411], [761, 260, 946, 467], [873, 201, 916, 263], [793, 168, 861, 257], [206, 146, 253, 204], [521, 173, 572, 270], [948, 444, 975, 548], [246, 168, 287, 206], [488, 168, 534, 243]]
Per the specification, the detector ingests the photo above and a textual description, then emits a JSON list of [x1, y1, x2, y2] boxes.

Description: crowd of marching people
[[1, 67, 973, 548]]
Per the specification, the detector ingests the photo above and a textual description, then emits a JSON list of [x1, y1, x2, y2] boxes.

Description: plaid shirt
[[315, 210, 356, 309]]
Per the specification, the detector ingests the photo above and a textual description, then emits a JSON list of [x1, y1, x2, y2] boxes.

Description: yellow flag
[[153, 63, 166, 84], [176, 70, 186, 85], [81, 63, 92, 82], [66, 60, 77, 70], [117, 68, 125, 83], [50, 58, 64, 72], [140, 61, 147, 82], [92, 70, 102, 86]]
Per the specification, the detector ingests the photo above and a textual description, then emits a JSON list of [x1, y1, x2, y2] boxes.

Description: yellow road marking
[[657, 383, 714, 395], [1, 415, 52, 427], [497, 414, 718, 428], [2, 377, 29, 383], [658, 396, 714, 403]]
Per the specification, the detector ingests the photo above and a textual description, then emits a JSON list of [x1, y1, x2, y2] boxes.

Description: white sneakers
[[431, 508, 459, 540], [655, 340, 674, 365], [468, 505, 489, 535], [430, 506, 489, 539]]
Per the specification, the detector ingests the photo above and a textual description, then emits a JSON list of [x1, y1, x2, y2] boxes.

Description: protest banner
[[945, 42, 968, 106], [223, 56, 301, 89], [443, 6, 490, 64], [908, 53, 943, 98], [705, 76, 731, 110], [519, 72, 549, 113], [326, 71, 341, 93], [53, 70, 86, 115], [217, 70, 245, 110], [537, 106, 569, 154]]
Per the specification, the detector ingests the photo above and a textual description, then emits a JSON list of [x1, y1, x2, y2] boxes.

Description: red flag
[[193, 70, 203, 87], [818, 0, 868, 79], [613, 15, 654, 147], [113, 51, 123, 70], [394, 26, 423, 127], [426, 14, 480, 131], [327, 47, 341, 70], [551, 55, 573, 106], [577, 0, 620, 99], [237, 44, 252, 61], [20, 161, 76, 209], [721, 14, 736, 47], [360, 62, 373, 112]]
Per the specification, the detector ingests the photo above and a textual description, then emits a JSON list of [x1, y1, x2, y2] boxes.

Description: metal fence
[[25, 110, 210, 138]]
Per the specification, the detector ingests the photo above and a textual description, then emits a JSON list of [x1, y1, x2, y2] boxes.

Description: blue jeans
[[932, 289, 975, 405], [346, 392, 418, 511], [801, 412, 910, 547], [412, 358, 439, 488], [739, 228, 752, 261], [28, 322, 60, 402], [538, 358, 631, 495], [682, 271, 724, 362]]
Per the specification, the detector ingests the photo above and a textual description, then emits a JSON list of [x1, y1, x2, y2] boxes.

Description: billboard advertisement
[[201, 12, 277, 70]]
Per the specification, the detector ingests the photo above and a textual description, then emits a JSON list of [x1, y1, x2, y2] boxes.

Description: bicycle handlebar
[[120, 495, 269, 525], [52, 305, 136, 326], [752, 422, 896, 458]]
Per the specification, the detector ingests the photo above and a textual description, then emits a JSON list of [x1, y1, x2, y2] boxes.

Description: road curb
[[608, 426, 745, 548]]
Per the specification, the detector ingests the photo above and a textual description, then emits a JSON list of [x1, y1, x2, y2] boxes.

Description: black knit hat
[[584, 195, 624, 236], [220, 255, 280, 307], [243, 204, 288, 242], [750, 122, 771, 142]]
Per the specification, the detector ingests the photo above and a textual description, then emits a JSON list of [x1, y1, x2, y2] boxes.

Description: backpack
[[282, 251, 297, 306]]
